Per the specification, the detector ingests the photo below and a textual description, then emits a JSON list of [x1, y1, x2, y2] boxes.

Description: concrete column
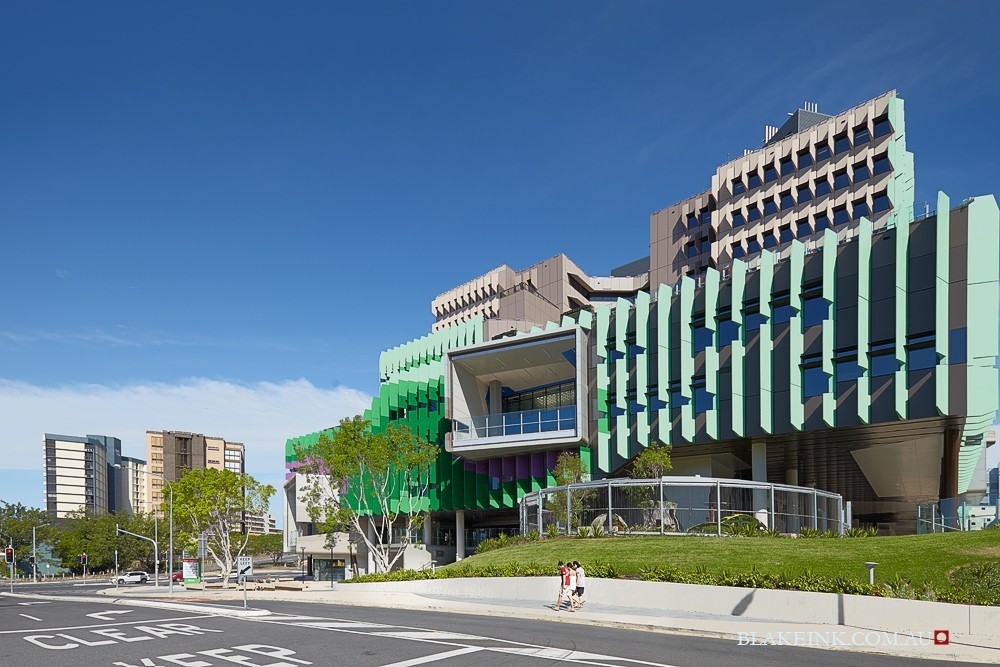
[[488, 380, 502, 414], [455, 510, 466, 560], [422, 512, 432, 546]]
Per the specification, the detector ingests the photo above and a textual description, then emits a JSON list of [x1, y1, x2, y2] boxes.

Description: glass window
[[814, 214, 830, 232], [747, 238, 761, 254], [873, 192, 890, 213], [687, 244, 698, 258], [773, 304, 794, 324], [834, 133, 851, 154], [853, 200, 869, 220], [693, 326, 714, 353], [731, 243, 745, 259], [780, 157, 795, 176], [780, 191, 795, 209], [949, 328, 967, 364], [833, 169, 850, 190], [718, 319, 740, 346], [763, 234, 777, 249], [747, 207, 761, 222], [700, 238, 711, 254], [797, 184, 812, 203], [815, 143, 831, 161], [854, 127, 871, 146], [744, 311, 767, 333], [764, 200, 777, 216], [836, 360, 862, 383], [779, 225, 794, 243], [796, 219, 812, 238], [748, 172, 762, 189], [833, 206, 850, 226], [870, 351, 897, 377], [803, 296, 828, 326], [873, 154, 891, 175], [803, 366, 828, 397], [732, 211, 746, 227], [874, 117, 891, 138], [732, 179, 746, 195], [687, 214, 699, 229], [815, 179, 831, 197], [764, 165, 778, 183], [669, 391, 690, 407], [693, 385, 713, 414], [908, 346, 937, 371], [700, 209, 712, 224], [854, 163, 870, 182], [797, 149, 813, 168]]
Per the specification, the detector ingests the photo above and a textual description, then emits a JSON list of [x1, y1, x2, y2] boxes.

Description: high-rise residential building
[[115, 456, 147, 516], [285, 90, 999, 557], [43, 434, 117, 519], [145, 430, 245, 517], [244, 512, 277, 535]]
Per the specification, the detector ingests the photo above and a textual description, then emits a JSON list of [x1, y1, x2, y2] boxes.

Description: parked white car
[[112, 571, 149, 585]]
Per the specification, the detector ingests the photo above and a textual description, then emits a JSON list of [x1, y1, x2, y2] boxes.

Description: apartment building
[[145, 430, 245, 517], [244, 512, 277, 535], [115, 456, 147, 515], [43, 434, 116, 519]]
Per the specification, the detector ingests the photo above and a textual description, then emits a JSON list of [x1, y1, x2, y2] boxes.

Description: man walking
[[571, 561, 586, 610]]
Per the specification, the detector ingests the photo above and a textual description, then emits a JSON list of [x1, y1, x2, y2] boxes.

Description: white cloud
[[0, 378, 372, 477]]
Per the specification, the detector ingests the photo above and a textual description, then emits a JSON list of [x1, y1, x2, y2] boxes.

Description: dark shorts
[[575, 586, 584, 596]]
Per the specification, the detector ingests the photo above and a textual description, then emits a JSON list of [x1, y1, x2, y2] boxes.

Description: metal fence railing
[[519, 476, 848, 537]]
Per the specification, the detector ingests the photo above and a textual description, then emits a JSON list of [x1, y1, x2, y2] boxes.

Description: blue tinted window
[[853, 201, 869, 220], [687, 244, 698, 258], [949, 328, 967, 364], [747, 238, 761, 254], [693, 326, 714, 353], [815, 179, 831, 197], [870, 352, 897, 377], [803, 366, 828, 397], [748, 172, 762, 189], [693, 386, 713, 414], [854, 127, 871, 145], [908, 346, 937, 371], [780, 158, 795, 176], [687, 214, 699, 229], [779, 225, 794, 243], [764, 200, 777, 216], [628, 399, 645, 414], [732, 179, 746, 195], [718, 319, 740, 346], [669, 391, 690, 407], [834, 169, 850, 190], [731, 244, 745, 259], [873, 192, 890, 213], [701, 210, 712, 224], [764, 165, 777, 183], [732, 212, 745, 227], [836, 360, 862, 383], [873, 154, 891, 175], [744, 312, 767, 332], [701, 238, 711, 253], [803, 296, 828, 326], [798, 149, 813, 168], [834, 207, 850, 226], [748, 207, 761, 222], [874, 118, 891, 138], [854, 164, 870, 182], [773, 304, 795, 324], [815, 144, 831, 160], [797, 185, 812, 203], [648, 396, 667, 411], [834, 134, 851, 154], [814, 215, 830, 232], [796, 220, 812, 238], [763, 234, 777, 249], [780, 191, 795, 209]]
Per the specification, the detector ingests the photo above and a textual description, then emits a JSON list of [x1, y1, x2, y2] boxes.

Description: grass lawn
[[441, 530, 1000, 588]]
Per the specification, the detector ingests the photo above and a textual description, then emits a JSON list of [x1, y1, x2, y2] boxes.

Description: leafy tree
[[55, 511, 165, 573], [632, 441, 673, 478], [246, 533, 283, 565], [294, 416, 438, 573], [546, 451, 594, 534], [0, 502, 54, 572], [170, 468, 274, 585]]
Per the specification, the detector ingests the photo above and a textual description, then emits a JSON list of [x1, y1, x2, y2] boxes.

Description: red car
[[172, 571, 183, 582]]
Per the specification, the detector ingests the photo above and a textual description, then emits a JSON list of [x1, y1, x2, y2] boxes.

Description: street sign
[[237, 555, 253, 578], [182, 557, 201, 585], [197, 532, 207, 558]]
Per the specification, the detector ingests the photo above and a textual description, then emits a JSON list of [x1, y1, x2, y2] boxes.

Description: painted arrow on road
[[86, 610, 134, 621]]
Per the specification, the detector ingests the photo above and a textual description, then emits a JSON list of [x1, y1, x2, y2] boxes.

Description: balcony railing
[[453, 405, 577, 442]]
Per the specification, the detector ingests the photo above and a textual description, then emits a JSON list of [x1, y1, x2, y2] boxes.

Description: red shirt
[[560, 566, 570, 586]]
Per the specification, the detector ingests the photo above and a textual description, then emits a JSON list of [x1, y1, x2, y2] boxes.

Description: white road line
[[0, 614, 212, 635], [18, 614, 42, 621], [17, 602, 51, 606], [301, 621, 392, 629], [376, 646, 482, 667], [373, 631, 481, 641]]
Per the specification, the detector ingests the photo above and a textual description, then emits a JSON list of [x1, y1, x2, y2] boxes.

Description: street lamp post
[[329, 545, 334, 589], [32, 523, 48, 584], [117, 464, 173, 593], [300, 546, 306, 582]]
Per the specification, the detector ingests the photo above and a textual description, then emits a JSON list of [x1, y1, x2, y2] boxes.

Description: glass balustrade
[[453, 405, 577, 441]]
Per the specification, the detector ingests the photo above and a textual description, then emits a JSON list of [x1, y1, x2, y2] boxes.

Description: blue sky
[[2, 2, 999, 519]]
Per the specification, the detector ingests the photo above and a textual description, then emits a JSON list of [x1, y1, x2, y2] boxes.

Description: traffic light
[[28, 556, 35, 566], [77, 554, 83, 565], [3, 547, 12, 564], [81, 553, 88, 565]]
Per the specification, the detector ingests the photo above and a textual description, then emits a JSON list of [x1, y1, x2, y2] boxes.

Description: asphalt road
[[0, 588, 963, 666]]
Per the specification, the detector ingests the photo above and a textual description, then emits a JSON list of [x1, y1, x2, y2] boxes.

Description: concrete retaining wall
[[347, 577, 1000, 639]]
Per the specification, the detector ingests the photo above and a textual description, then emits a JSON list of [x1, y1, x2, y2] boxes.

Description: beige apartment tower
[[145, 430, 245, 516]]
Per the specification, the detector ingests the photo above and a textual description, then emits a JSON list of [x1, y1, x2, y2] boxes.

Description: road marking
[[19, 614, 43, 621], [18, 602, 51, 606], [373, 630, 480, 641], [377, 646, 482, 667], [0, 614, 212, 635], [86, 610, 134, 621]]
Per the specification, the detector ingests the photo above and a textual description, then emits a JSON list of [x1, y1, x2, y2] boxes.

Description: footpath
[[93, 576, 1000, 663]]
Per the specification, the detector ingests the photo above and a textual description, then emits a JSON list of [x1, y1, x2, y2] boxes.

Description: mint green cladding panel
[[730, 259, 747, 437], [679, 277, 695, 441], [595, 305, 612, 473], [935, 192, 951, 415], [961, 195, 1000, 492], [635, 290, 651, 449], [656, 283, 672, 445], [758, 250, 774, 434], [788, 242, 805, 430], [615, 298, 631, 460], [857, 216, 872, 424], [821, 229, 837, 426], [703, 269, 720, 439]]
